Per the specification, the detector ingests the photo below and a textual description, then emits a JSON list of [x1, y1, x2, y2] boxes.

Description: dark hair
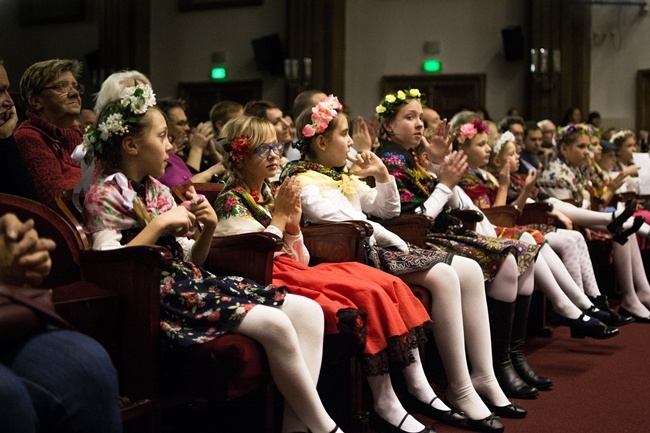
[[244, 100, 280, 120], [209, 100, 243, 130], [156, 97, 187, 117], [292, 90, 326, 119], [95, 105, 163, 174], [294, 107, 345, 160], [499, 115, 525, 133], [523, 121, 541, 140]]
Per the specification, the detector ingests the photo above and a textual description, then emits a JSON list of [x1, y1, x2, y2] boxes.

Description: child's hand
[[182, 189, 218, 232], [274, 177, 302, 234], [438, 150, 467, 189], [348, 151, 389, 182], [524, 164, 541, 190], [157, 206, 196, 236], [498, 164, 511, 188], [422, 119, 455, 164], [351, 116, 372, 153]]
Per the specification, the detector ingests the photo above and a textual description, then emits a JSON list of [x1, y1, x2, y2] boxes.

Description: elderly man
[[0, 59, 38, 200]]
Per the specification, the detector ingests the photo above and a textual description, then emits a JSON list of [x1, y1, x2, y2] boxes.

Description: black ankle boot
[[487, 297, 539, 399], [587, 295, 634, 327], [510, 295, 553, 390]]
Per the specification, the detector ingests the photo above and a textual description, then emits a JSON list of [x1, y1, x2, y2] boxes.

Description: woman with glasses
[[14, 59, 84, 208]]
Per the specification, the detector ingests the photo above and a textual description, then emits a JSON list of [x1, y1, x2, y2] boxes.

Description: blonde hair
[[219, 115, 276, 185]]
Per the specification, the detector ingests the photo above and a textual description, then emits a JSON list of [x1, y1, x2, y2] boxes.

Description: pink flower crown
[[459, 118, 490, 140], [301, 95, 343, 137]]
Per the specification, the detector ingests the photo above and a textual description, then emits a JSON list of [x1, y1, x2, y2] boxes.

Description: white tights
[[488, 253, 533, 302], [516, 232, 587, 319], [615, 239, 650, 317], [547, 197, 650, 238], [545, 229, 601, 297], [401, 259, 509, 420], [234, 294, 339, 433]]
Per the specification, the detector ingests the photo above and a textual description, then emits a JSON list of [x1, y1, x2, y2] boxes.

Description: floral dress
[[214, 179, 433, 376], [375, 139, 539, 282], [459, 168, 554, 245], [83, 174, 287, 349]]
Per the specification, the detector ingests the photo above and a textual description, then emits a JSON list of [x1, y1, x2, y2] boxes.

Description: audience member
[[77, 82, 342, 433], [537, 119, 556, 151], [422, 107, 441, 129], [609, 130, 639, 195], [587, 111, 602, 129], [562, 107, 582, 126], [292, 89, 327, 120], [289, 97, 525, 426], [77, 108, 97, 131], [374, 90, 545, 400], [538, 124, 650, 322], [14, 59, 84, 208], [215, 115, 446, 433], [0, 213, 122, 433], [499, 116, 525, 154], [0, 60, 38, 200], [518, 123, 545, 174]]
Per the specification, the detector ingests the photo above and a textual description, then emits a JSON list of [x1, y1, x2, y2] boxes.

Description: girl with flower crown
[[282, 96, 535, 432], [373, 90, 550, 402], [214, 114, 444, 433], [456, 122, 627, 336], [539, 124, 650, 322], [76, 81, 343, 433]]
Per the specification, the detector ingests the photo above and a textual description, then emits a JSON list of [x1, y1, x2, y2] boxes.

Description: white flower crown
[[493, 131, 515, 156], [609, 129, 633, 144], [79, 83, 156, 165]]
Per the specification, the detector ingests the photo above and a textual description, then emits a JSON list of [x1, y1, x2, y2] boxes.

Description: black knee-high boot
[[487, 297, 539, 399], [510, 295, 553, 390]]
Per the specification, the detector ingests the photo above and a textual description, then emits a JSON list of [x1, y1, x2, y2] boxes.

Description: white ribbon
[[104, 172, 137, 210], [71, 143, 95, 213]]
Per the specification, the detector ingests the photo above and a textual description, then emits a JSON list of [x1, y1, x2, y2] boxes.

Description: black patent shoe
[[588, 295, 635, 327], [547, 310, 619, 339], [607, 199, 637, 234], [401, 393, 467, 425], [613, 216, 645, 245], [485, 401, 527, 419], [618, 306, 650, 323], [369, 411, 435, 433], [465, 413, 505, 433]]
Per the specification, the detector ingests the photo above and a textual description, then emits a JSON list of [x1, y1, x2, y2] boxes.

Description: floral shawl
[[280, 160, 360, 198], [459, 168, 497, 207], [84, 174, 175, 233], [538, 157, 587, 204]]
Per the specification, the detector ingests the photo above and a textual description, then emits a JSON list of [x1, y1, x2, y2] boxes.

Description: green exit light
[[211, 67, 227, 80], [423, 60, 441, 73]]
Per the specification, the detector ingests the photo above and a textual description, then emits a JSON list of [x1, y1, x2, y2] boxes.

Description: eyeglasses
[[42, 82, 85, 95], [255, 142, 284, 158]]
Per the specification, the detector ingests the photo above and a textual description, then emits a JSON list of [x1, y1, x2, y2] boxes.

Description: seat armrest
[[482, 205, 521, 228], [375, 214, 432, 248], [302, 221, 369, 264], [208, 232, 282, 285], [79, 246, 172, 402], [516, 202, 553, 226], [449, 209, 483, 231]]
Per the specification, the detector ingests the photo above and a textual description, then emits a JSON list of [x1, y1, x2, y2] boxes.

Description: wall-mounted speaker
[[251, 34, 285, 76], [501, 26, 524, 62]]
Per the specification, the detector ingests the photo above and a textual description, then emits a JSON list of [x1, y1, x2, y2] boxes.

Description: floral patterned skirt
[[272, 255, 432, 376], [365, 242, 453, 275], [495, 224, 557, 246], [426, 230, 540, 283], [159, 260, 287, 349]]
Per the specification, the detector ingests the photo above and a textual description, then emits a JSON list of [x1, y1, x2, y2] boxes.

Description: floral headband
[[301, 95, 343, 137], [557, 123, 595, 142], [459, 118, 490, 140], [78, 82, 156, 165], [494, 131, 515, 156], [71, 82, 156, 212], [376, 88, 424, 118], [609, 129, 634, 144], [223, 135, 251, 161]]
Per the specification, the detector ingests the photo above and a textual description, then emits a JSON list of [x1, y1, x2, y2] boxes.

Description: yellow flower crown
[[375, 88, 424, 118]]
